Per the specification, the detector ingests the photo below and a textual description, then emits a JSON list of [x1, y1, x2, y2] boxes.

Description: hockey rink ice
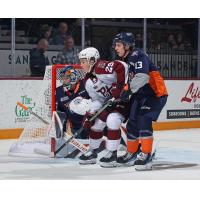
[[0, 128, 200, 180]]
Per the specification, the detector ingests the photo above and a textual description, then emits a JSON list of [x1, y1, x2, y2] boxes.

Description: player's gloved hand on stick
[[111, 83, 131, 103], [82, 111, 95, 130], [111, 83, 121, 99], [120, 88, 131, 102]]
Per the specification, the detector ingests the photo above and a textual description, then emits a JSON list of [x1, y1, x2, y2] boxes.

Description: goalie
[[56, 65, 90, 139]]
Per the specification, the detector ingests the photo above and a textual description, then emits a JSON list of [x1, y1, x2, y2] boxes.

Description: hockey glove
[[120, 88, 131, 102], [111, 83, 121, 99], [82, 111, 95, 130]]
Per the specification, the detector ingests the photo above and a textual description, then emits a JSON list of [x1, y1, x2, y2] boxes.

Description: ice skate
[[79, 149, 97, 165], [134, 152, 153, 171], [117, 151, 138, 166], [99, 150, 117, 168], [117, 144, 141, 166]]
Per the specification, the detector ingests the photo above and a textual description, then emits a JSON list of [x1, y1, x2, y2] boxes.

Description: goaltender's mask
[[61, 66, 79, 90]]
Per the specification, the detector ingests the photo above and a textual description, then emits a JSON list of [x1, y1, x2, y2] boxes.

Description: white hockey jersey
[[84, 60, 129, 113]]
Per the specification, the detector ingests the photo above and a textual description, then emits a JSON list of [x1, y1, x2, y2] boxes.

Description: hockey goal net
[[9, 64, 86, 157]]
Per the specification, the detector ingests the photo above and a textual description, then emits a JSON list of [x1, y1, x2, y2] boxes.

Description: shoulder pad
[[131, 51, 139, 57], [96, 60, 108, 68]]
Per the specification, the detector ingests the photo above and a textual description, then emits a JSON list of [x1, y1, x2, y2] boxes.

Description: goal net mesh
[[9, 64, 85, 157]]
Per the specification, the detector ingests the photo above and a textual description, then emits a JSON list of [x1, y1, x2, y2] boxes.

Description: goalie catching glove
[[69, 96, 91, 116], [69, 96, 95, 130]]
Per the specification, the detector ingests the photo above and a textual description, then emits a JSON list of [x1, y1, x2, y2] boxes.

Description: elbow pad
[[129, 73, 149, 93]]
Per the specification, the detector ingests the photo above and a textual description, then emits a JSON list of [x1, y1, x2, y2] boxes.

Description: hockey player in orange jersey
[[113, 32, 168, 170]]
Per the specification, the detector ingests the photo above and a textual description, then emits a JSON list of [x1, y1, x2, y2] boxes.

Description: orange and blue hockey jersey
[[125, 48, 168, 98]]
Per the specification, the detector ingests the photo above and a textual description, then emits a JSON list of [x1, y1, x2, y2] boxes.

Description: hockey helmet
[[79, 47, 100, 71], [113, 32, 135, 47]]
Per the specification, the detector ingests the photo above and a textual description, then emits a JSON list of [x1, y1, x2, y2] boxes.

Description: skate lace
[[137, 152, 148, 161], [84, 149, 94, 157], [104, 150, 113, 158], [125, 152, 134, 159]]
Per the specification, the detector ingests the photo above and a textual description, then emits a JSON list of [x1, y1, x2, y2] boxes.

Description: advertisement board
[[0, 79, 199, 130], [158, 80, 200, 122], [0, 50, 58, 76]]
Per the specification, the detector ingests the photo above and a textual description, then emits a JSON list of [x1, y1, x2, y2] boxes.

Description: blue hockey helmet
[[113, 32, 135, 47]]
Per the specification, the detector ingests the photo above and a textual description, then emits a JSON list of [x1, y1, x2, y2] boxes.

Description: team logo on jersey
[[97, 85, 112, 98], [91, 76, 98, 84], [61, 96, 69, 102], [131, 51, 138, 56]]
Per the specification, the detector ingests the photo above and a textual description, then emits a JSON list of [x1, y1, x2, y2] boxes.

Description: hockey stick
[[55, 97, 116, 155], [54, 111, 89, 155], [150, 139, 159, 161], [17, 102, 49, 125], [120, 125, 127, 145], [63, 111, 127, 158], [17, 101, 89, 156]]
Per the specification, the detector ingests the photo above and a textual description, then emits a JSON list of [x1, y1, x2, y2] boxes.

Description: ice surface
[[1, 128, 200, 180]]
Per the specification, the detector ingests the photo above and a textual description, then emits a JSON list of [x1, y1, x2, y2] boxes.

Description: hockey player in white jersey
[[78, 47, 130, 167]]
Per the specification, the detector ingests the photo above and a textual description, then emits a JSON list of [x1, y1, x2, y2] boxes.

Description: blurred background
[[0, 18, 199, 78]]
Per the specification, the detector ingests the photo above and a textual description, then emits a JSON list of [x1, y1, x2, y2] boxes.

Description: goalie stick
[[16, 101, 89, 156], [62, 115, 128, 159], [54, 97, 116, 155]]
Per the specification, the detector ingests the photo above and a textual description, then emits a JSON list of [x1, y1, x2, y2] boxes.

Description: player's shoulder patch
[[96, 60, 108, 69], [85, 75, 97, 90], [90, 74, 98, 84], [135, 48, 149, 57], [131, 51, 139, 57]]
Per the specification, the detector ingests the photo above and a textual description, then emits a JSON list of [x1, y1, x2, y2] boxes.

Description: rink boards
[[0, 79, 200, 139]]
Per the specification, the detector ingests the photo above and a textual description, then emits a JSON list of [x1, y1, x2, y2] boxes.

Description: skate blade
[[135, 163, 153, 171], [116, 161, 135, 167], [100, 161, 117, 168], [79, 159, 97, 165]]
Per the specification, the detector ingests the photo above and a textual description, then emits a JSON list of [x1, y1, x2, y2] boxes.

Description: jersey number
[[105, 62, 114, 73], [135, 61, 143, 69]]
